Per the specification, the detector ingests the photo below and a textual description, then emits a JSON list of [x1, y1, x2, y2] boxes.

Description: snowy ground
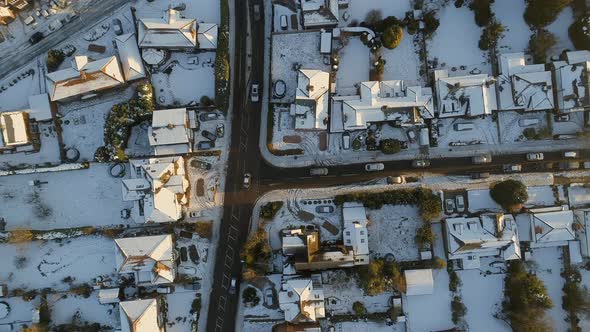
[[152, 52, 216, 107], [437, 117, 499, 147], [338, 0, 412, 27], [497, 111, 549, 143], [271, 32, 331, 103], [0, 65, 40, 111], [552, 111, 587, 135], [0, 163, 133, 230], [238, 274, 283, 323], [0, 235, 116, 291], [367, 205, 421, 262], [579, 265, 590, 330], [546, 6, 575, 60], [568, 184, 590, 208], [50, 292, 117, 327], [528, 247, 568, 332], [269, 105, 327, 155], [323, 269, 390, 316], [335, 36, 370, 96], [165, 290, 200, 332], [327, 321, 405, 332], [467, 189, 502, 213], [493, 0, 531, 54], [380, 30, 420, 82], [0, 121, 62, 169]]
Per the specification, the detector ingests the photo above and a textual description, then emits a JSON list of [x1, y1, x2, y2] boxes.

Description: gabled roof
[[115, 33, 146, 81], [115, 234, 175, 285], [46, 55, 125, 101], [434, 70, 497, 118], [138, 9, 197, 48], [119, 299, 161, 332], [148, 108, 190, 155], [532, 209, 575, 243], [279, 276, 325, 323], [553, 51, 590, 112], [197, 23, 218, 49], [301, 0, 339, 27], [292, 69, 330, 130]]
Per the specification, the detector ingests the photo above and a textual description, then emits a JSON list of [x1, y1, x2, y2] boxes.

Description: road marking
[[218, 296, 227, 312], [222, 274, 230, 289], [215, 317, 224, 331]]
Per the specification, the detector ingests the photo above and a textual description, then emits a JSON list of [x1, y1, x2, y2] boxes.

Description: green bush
[[469, 0, 494, 27], [260, 201, 283, 219], [352, 301, 367, 316], [479, 19, 505, 50], [423, 11, 440, 38], [529, 29, 557, 63], [451, 296, 467, 325], [569, 16, 590, 50], [524, 0, 572, 28], [241, 228, 272, 278], [382, 25, 404, 49], [374, 15, 399, 33], [215, 0, 231, 111], [431, 256, 447, 270], [415, 224, 435, 248], [379, 139, 401, 154], [357, 259, 405, 295], [243, 287, 260, 306], [490, 179, 528, 210], [449, 270, 461, 292], [46, 49, 65, 72]]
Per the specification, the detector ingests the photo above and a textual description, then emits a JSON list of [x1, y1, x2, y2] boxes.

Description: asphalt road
[[0, 0, 127, 78]]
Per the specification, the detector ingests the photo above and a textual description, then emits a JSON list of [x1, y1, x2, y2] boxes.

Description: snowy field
[[152, 52, 216, 107], [497, 111, 548, 143], [50, 292, 117, 327], [381, 31, 420, 82], [552, 111, 587, 135], [458, 270, 509, 332], [0, 296, 35, 330], [0, 235, 116, 291], [328, 321, 405, 331], [271, 32, 331, 103], [437, 117, 499, 147], [546, 7, 575, 60], [165, 290, 200, 332], [323, 270, 390, 315], [0, 164, 133, 230], [336, 36, 370, 96], [0, 65, 40, 111], [367, 205, 421, 262], [338, 0, 411, 27], [493, 0, 531, 54]]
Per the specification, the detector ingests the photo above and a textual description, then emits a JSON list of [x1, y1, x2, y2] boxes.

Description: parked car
[[251, 83, 259, 103], [342, 132, 350, 149], [518, 118, 540, 127], [112, 18, 123, 35], [202, 130, 217, 141], [406, 130, 417, 143], [199, 112, 219, 121], [412, 159, 430, 168], [243, 173, 252, 189], [455, 196, 465, 212], [315, 205, 334, 213], [229, 278, 238, 294], [503, 164, 522, 173], [526, 153, 544, 161], [564, 151, 578, 159], [156, 285, 175, 294], [29, 32, 44, 44], [454, 123, 474, 131], [365, 163, 384, 172], [264, 288, 273, 305], [280, 15, 288, 30], [216, 123, 225, 137], [471, 172, 490, 179], [555, 114, 570, 122], [24, 15, 35, 25], [445, 199, 455, 214], [310, 168, 328, 176], [197, 140, 215, 150], [472, 154, 492, 164], [560, 161, 581, 170], [192, 160, 212, 170], [387, 176, 404, 184]]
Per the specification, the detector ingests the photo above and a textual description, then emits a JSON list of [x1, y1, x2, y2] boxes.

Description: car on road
[[197, 140, 215, 150], [202, 130, 217, 141], [387, 176, 404, 184], [555, 114, 570, 122], [229, 278, 238, 295], [315, 205, 334, 213], [564, 151, 578, 159], [310, 168, 328, 176], [445, 199, 455, 214], [243, 173, 252, 189], [471, 172, 490, 179], [412, 159, 431, 168], [199, 112, 219, 122], [455, 195, 465, 212], [365, 163, 384, 172], [472, 154, 492, 164], [216, 123, 225, 137], [112, 18, 123, 35], [251, 83, 260, 103], [29, 32, 44, 45], [503, 164, 522, 173], [526, 153, 544, 161]]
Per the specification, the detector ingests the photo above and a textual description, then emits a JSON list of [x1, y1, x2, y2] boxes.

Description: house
[[138, 9, 218, 50], [516, 206, 575, 248], [279, 275, 325, 323], [115, 234, 176, 286], [300, 0, 339, 29], [291, 69, 330, 130], [404, 269, 434, 296], [119, 298, 165, 332], [552, 51, 590, 113], [26, 94, 54, 122], [46, 55, 125, 102], [342, 202, 369, 264], [331, 80, 434, 132], [0, 111, 31, 151], [148, 108, 192, 156], [0, 5, 15, 25], [497, 52, 554, 111], [444, 214, 521, 269], [574, 209, 590, 257], [5, 0, 29, 11], [122, 157, 189, 224], [115, 33, 146, 81], [434, 70, 497, 118]]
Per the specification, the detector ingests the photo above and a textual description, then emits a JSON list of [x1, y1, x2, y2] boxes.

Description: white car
[[251, 83, 259, 103], [365, 163, 384, 172], [526, 153, 544, 161], [243, 173, 252, 189], [564, 151, 578, 159], [455, 196, 465, 212]]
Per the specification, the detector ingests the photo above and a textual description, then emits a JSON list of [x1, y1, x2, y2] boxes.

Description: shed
[[320, 31, 332, 54], [98, 288, 120, 304], [27, 94, 53, 121], [569, 241, 583, 264], [404, 269, 434, 296]]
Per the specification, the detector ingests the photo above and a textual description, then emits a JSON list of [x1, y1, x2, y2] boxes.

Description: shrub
[[101, 228, 124, 239], [215, 0, 230, 111], [379, 139, 401, 154], [260, 201, 284, 219], [479, 19, 505, 50], [529, 29, 557, 63], [14, 256, 27, 269], [449, 270, 461, 292], [70, 284, 92, 298], [364, 9, 383, 29], [490, 179, 528, 210], [352, 301, 367, 316], [46, 49, 65, 72], [243, 287, 260, 306], [190, 297, 201, 314], [569, 16, 590, 50], [469, 0, 494, 27], [200, 95, 213, 107], [9, 228, 34, 243], [241, 228, 271, 277], [193, 221, 213, 239], [375, 15, 399, 33], [454, 0, 465, 8], [382, 25, 404, 49], [431, 257, 447, 270], [451, 296, 467, 324], [423, 11, 440, 37], [357, 259, 405, 295], [524, 0, 572, 28], [415, 224, 435, 248]]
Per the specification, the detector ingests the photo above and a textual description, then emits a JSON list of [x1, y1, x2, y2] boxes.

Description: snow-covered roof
[[334, 80, 434, 131], [115, 234, 175, 285], [141, 48, 166, 66], [404, 269, 434, 296], [119, 299, 162, 332], [148, 108, 191, 156], [301, 0, 339, 28], [98, 288, 120, 304], [497, 52, 554, 111], [434, 70, 497, 118], [115, 33, 146, 81], [529, 208, 575, 245], [46, 55, 125, 101], [291, 69, 330, 130], [0, 6, 14, 19], [552, 51, 590, 113], [197, 23, 218, 49], [0, 111, 30, 147], [575, 209, 590, 257], [278, 275, 325, 323], [342, 202, 366, 225], [138, 9, 197, 48], [444, 214, 520, 266], [342, 202, 369, 261], [26, 94, 52, 121]]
